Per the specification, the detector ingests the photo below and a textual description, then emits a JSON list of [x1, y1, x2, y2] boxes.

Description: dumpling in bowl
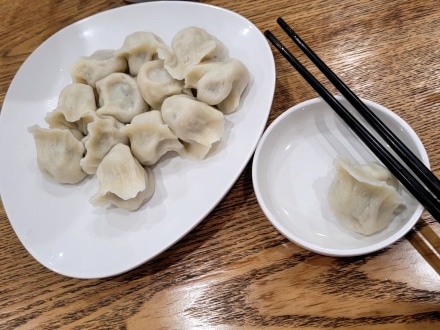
[[328, 157, 403, 236], [158, 27, 228, 80], [137, 59, 185, 109], [116, 31, 169, 75], [122, 111, 183, 166], [80, 116, 129, 175], [28, 125, 87, 184], [185, 58, 250, 114], [44, 83, 98, 135], [90, 143, 155, 211], [161, 94, 224, 159], [70, 49, 127, 87], [96, 72, 148, 123]]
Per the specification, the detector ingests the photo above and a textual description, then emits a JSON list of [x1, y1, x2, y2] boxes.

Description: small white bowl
[[252, 96, 429, 257]]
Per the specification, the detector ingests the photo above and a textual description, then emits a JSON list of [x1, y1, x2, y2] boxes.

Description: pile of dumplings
[[28, 27, 250, 211]]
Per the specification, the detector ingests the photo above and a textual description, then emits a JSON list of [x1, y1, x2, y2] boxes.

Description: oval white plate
[[252, 97, 428, 257], [0, 2, 275, 278]]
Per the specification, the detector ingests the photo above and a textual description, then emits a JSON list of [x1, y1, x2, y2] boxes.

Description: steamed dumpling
[[121, 111, 183, 166], [28, 125, 87, 184], [47, 83, 97, 122], [137, 60, 185, 109], [90, 143, 155, 211], [328, 157, 403, 236], [70, 49, 127, 87], [80, 117, 129, 174], [158, 27, 228, 80], [185, 58, 250, 113], [44, 83, 98, 135], [161, 94, 224, 159], [116, 31, 168, 75], [96, 72, 148, 123]]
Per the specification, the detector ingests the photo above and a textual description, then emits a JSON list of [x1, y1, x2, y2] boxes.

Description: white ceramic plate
[[0, 2, 275, 278], [252, 97, 428, 257]]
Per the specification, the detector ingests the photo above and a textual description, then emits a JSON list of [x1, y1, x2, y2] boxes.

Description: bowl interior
[[252, 97, 428, 256]]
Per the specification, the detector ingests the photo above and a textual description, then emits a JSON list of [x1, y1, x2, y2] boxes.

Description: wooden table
[[1, 0, 439, 328]]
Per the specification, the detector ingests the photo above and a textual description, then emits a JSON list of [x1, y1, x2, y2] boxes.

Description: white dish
[[0, 2, 275, 278], [252, 97, 428, 257]]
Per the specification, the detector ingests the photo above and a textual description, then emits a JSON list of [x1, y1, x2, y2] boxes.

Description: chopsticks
[[407, 225, 440, 274], [265, 18, 440, 222]]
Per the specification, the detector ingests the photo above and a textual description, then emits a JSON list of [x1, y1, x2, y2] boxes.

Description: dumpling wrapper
[[184, 58, 250, 113], [161, 94, 224, 159], [328, 157, 403, 236], [90, 144, 155, 211], [121, 111, 184, 166], [96, 72, 149, 123], [137, 59, 184, 109], [28, 125, 87, 184], [44, 83, 98, 135], [70, 49, 127, 87], [116, 31, 169, 76], [158, 26, 228, 80], [80, 116, 129, 174]]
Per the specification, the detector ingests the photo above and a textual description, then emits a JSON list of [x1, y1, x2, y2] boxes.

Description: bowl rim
[[252, 96, 428, 257]]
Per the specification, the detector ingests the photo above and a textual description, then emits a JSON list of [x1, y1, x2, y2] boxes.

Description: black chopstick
[[276, 17, 440, 201], [264, 26, 440, 222]]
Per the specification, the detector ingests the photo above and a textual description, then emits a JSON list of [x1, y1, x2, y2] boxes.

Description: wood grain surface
[[1, 0, 440, 329]]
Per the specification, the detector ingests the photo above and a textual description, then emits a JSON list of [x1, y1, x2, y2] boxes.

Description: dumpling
[[121, 111, 184, 166], [161, 95, 224, 159], [70, 49, 127, 87], [90, 143, 155, 211], [116, 31, 168, 75], [44, 83, 98, 135], [80, 117, 129, 174], [184, 58, 250, 113], [48, 83, 97, 122], [328, 157, 403, 236], [137, 59, 185, 109], [158, 27, 228, 80], [96, 72, 148, 123], [28, 125, 87, 184]]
